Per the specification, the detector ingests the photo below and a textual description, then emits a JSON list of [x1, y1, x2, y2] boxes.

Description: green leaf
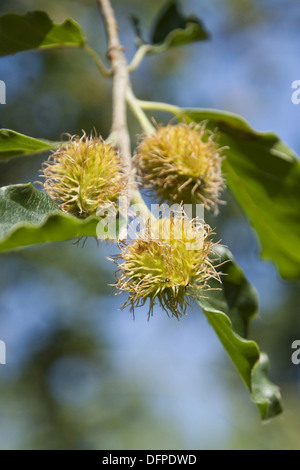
[[0, 129, 57, 160], [180, 109, 300, 280], [198, 246, 282, 420], [0, 11, 85, 56], [151, 0, 209, 48], [131, 1, 209, 53], [0, 184, 99, 252], [129, 14, 146, 47]]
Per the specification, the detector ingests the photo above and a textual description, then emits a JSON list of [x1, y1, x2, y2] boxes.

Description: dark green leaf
[[0, 11, 85, 56], [180, 109, 300, 280], [0, 184, 99, 252], [151, 0, 209, 47], [198, 246, 282, 420], [129, 14, 146, 46], [0, 129, 57, 160], [138, 0, 209, 54]]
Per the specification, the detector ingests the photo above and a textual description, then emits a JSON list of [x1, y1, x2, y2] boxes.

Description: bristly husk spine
[[111, 210, 222, 320], [135, 122, 226, 215], [42, 132, 126, 218]]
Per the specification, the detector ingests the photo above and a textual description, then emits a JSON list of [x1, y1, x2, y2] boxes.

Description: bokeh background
[[0, 0, 300, 450]]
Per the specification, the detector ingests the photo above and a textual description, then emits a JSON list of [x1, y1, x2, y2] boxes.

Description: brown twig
[[98, 0, 132, 179], [98, 0, 156, 229]]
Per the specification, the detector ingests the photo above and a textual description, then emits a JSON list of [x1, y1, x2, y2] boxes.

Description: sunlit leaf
[[0, 129, 57, 160], [0, 11, 85, 56], [0, 184, 99, 252], [180, 108, 300, 280], [198, 246, 282, 420]]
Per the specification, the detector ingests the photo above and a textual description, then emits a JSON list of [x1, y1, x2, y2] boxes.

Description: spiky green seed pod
[[112, 212, 221, 319], [42, 133, 125, 217], [135, 122, 226, 214]]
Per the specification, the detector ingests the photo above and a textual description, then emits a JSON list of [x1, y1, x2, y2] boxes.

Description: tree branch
[[98, 0, 155, 229], [126, 88, 155, 134], [84, 44, 112, 77], [127, 44, 152, 72], [99, 0, 132, 169], [138, 99, 181, 115]]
